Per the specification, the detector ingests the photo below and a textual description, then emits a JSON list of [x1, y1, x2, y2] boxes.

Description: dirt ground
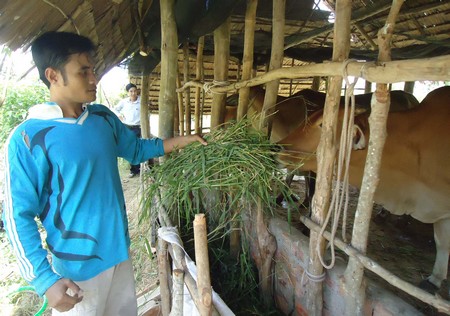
[[119, 164, 159, 298]]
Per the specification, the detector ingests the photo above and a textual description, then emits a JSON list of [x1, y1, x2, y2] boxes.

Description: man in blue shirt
[[3, 31, 206, 315]]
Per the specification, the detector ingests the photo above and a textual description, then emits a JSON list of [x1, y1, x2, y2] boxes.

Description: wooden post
[[255, 198, 277, 307], [311, 76, 321, 91], [260, 0, 285, 140], [229, 191, 241, 261], [176, 73, 184, 135], [194, 214, 212, 315], [211, 17, 230, 130], [159, 0, 178, 140], [169, 269, 184, 316], [289, 58, 295, 95], [404, 81, 414, 93], [155, 197, 221, 316], [183, 42, 192, 135], [158, 239, 171, 315], [194, 36, 205, 134], [236, 61, 241, 81], [237, 0, 258, 121], [364, 80, 372, 93], [306, 0, 352, 314], [140, 74, 151, 139], [344, 1, 404, 314], [140, 74, 151, 185]]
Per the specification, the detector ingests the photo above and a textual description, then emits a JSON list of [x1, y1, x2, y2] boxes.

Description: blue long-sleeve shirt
[[3, 102, 164, 296]]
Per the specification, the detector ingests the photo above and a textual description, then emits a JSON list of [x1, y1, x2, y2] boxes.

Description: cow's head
[[277, 107, 368, 172]]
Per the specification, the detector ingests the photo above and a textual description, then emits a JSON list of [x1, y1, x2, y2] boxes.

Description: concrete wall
[[245, 216, 423, 315]]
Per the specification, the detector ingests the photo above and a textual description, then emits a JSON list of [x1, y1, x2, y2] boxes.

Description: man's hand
[[163, 134, 207, 154], [45, 278, 83, 312]]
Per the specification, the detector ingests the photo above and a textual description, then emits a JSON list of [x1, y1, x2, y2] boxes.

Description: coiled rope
[[315, 59, 359, 270], [7, 285, 48, 316]]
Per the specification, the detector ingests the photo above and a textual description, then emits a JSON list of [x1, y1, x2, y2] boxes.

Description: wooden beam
[[159, 0, 178, 140], [194, 214, 212, 316], [237, 0, 258, 121], [211, 18, 231, 130], [194, 36, 205, 134], [131, 0, 148, 56], [183, 42, 191, 135], [177, 55, 450, 93], [344, 1, 404, 314]]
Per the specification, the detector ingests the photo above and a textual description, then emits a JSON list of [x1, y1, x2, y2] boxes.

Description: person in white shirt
[[115, 83, 142, 177]]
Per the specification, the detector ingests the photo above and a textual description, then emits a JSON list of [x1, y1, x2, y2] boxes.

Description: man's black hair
[[31, 31, 95, 88], [126, 83, 137, 92]]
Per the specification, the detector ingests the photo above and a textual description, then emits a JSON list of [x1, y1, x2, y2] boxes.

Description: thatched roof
[[0, 0, 449, 111]]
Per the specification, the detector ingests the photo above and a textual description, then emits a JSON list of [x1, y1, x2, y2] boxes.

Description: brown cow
[[225, 86, 326, 142], [225, 86, 420, 208], [225, 86, 419, 142], [278, 86, 450, 292]]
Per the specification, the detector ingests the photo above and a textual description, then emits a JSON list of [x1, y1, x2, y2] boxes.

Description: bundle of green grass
[[141, 119, 296, 232]]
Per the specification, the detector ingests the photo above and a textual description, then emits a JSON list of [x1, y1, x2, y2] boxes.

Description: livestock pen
[[0, 0, 449, 315]]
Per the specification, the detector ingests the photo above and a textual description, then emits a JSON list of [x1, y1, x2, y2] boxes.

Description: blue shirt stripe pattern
[[3, 102, 164, 296]]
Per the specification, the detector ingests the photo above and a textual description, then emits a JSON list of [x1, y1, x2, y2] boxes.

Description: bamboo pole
[[255, 198, 277, 307], [140, 74, 151, 189], [194, 214, 212, 316], [211, 17, 231, 130], [260, 0, 285, 140], [169, 269, 184, 316], [289, 58, 295, 95], [404, 81, 414, 93], [158, 239, 171, 315], [229, 191, 240, 261], [194, 36, 205, 134], [155, 195, 221, 316], [183, 42, 192, 135], [158, 0, 178, 140], [176, 72, 184, 135], [306, 0, 352, 314], [236, 62, 241, 81], [344, 2, 404, 314], [364, 80, 372, 93], [299, 215, 450, 314], [140, 74, 151, 139], [237, 0, 258, 121], [176, 54, 450, 93], [311, 76, 321, 91], [131, 0, 148, 56]]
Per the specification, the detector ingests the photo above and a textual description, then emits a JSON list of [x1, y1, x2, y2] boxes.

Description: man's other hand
[[45, 278, 83, 312]]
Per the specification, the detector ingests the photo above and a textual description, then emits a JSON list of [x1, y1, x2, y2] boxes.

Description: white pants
[[52, 259, 137, 316]]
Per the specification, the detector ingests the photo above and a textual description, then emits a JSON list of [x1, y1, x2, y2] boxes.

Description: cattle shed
[[0, 0, 449, 315]]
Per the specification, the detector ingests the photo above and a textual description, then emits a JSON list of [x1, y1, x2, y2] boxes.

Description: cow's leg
[[285, 171, 295, 187], [302, 171, 316, 213], [276, 171, 296, 206], [420, 218, 450, 294]]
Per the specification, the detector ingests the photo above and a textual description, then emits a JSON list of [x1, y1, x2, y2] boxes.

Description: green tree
[[0, 82, 49, 145]]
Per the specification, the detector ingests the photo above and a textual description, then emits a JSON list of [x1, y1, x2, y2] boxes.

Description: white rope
[[315, 59, 359, 270], [202, 80, 230, 95], [301, 263, 327, 286]]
